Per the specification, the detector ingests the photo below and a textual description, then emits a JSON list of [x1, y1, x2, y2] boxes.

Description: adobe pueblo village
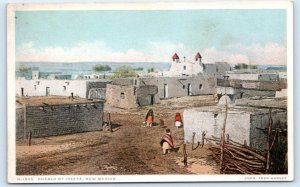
[[15, 52, 288, 175]]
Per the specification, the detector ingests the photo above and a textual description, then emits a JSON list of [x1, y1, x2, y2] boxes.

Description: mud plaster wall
[[86, 81, 109, 98], [203, 63, 232, 74], [183, 109, 250, 146], [227, 73, 279, 81], [216, 87, 276, 99], [21, 102, 103, 138], [136, 85, 158, 106], [250, 111, 287, 153], [140, 75, 216, 99], [240, 89, 276, 98], [88, 88, 106, 100], [16, 107, 25, 140], [183, 108, 287, 152], [112, 78, 136, 86], [16, 80, 88, 98], [106, 84, 138, 109]]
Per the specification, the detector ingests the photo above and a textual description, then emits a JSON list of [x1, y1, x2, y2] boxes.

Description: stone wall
[[17, 102, 104, 138]]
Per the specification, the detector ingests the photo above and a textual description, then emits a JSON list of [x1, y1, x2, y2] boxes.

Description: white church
[[163, 52, 204, 77]]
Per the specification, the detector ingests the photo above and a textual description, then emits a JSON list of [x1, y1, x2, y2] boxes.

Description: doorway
[[164, 84, 168, 98], [188, 83, 192, 96], [46, 87, 50, 96]]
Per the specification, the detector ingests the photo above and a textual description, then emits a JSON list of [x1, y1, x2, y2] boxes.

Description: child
[[145, 109, 154, 127], [174, 112, 182, 128]]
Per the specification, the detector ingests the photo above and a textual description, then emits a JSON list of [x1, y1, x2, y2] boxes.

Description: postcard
[[7, 1, 293, 183]]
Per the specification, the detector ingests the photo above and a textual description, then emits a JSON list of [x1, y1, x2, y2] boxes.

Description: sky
[[15, 9, 287, 65]]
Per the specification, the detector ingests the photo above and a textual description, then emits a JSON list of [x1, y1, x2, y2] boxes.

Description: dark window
[[120, 92, 125, 99], [182, 85, 186, 89], [199, 84, 203, 89], [63, 86, 66, 91], [183, 66, 186, 70]]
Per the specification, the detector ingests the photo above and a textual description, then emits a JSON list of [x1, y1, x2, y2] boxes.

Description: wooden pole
[[183, 144, 188, 167], [266, 108, 273, 174], [201, 131, 206, 148], [108, 113, 112, 133], [28, 131, 32, 146], [220, 97, 228, 173]]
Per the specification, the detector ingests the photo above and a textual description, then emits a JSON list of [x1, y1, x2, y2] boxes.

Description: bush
[[93, 64, 112, 72], [114, 65, 136, 78], [234, 63, 257, 70], [147, 67, 154, 73]]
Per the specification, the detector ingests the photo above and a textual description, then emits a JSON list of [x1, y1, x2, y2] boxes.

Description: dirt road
[[16, 95, 219, 175]]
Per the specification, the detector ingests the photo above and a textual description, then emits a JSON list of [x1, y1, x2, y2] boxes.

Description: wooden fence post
[[266, 108, 273, 174], [183, 144, 188, 167], [28, 131, 32, 146], [220, 97, 228, 173], [108, 113, 112, 133]]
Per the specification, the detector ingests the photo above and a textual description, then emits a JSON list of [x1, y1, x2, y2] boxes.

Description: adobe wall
[[106, 84, 138, 109], [136, 85, 158, 106], [20, 102, 104, 138], [16, 106, 25, 140], [15, 80, 110, 99], [88, 88, 106, 100], [183, 106, 287, 152], [250, 110, 287, 152], [86, 81, 110, 98], [183, 107, 250, 146], [140, 75, 216, 99]]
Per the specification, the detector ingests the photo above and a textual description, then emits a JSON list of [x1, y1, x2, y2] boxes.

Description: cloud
[[16, 41, 287, 65], [203, 43, 287, 65]]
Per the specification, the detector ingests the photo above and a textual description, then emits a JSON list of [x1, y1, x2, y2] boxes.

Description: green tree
[[93, 64, 112, 72], [114, 65, 137, 78], [147, 67, 154, 73], [17, 64, 31, 77], [133, 67, 144, 71], [234, 63, 257, 70]]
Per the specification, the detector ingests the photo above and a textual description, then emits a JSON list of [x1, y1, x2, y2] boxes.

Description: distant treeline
[[234, 63, 257, 70]]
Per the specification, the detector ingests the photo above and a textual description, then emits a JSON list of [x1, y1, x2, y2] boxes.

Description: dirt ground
[[16, 95, 219, 175]]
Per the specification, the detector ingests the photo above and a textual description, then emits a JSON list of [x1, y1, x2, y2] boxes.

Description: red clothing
[[175, 113, 182, 122], [160, 133, 174, 148], [147, 116, 153, 123]]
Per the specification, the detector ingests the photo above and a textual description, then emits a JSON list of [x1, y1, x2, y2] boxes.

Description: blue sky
[[15, 9, 287, 64]]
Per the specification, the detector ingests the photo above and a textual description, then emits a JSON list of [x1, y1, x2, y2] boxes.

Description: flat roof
[[185, 105, 286, 115], [16, 96, 104, 106]]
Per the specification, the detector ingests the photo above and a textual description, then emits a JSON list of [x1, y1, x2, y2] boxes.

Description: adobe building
[[16, 96, 104, 139], [105, 83, 158, 109], [183, 104, 287, 153], [15, 79, 111, 99], [139, 75, 217, 100], [162, 52, 232, 76]]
